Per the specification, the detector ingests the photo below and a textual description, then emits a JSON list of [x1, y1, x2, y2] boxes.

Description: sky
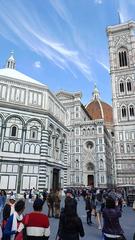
[[0, 0, 135, 105]]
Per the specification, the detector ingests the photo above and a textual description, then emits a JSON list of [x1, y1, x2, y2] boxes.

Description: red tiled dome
[[86, 99, 113, 124]]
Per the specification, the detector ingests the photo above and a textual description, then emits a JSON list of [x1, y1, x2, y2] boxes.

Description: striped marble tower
[[63, 142, 68, 187], [38, 129, 48, 190], [40, 129, 48, 156], [38, 162, 47, 191]]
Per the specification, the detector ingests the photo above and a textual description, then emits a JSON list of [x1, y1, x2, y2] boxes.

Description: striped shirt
[[22, 212, 50, 240]]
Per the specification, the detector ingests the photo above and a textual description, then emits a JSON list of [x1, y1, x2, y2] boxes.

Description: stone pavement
[[25, 197, 135, 240]]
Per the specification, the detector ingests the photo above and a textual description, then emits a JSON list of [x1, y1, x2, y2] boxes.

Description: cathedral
[[0, 20, 134, 193]]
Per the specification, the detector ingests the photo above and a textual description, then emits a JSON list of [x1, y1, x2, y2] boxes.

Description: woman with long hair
[[102, 197, 126, 240], [95, 191, 103, 230], [57, 198, 84, 240]]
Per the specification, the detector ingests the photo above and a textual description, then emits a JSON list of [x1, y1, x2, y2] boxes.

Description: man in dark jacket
[[85, 194, 92, 225]]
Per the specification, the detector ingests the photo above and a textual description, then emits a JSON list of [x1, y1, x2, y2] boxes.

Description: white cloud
[[0, 0, 93, 81], [34, 61, 41, 68], [98, 61, 109, 72], [96, 59, 110, 72], [49, 0, 71, 25], [95, 0, 102, 4]]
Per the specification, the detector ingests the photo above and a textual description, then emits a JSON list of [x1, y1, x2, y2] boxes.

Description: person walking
[[65, 189, 77, 211], [1, 190, 7, 208], [22, 198, 50, 240], [42, 189, 47, 203], [57, 197, 84, 240], [0, 192, 3, 217], [3, 195, 16, 216], [28, 189, 32, 203], [1, 203, 11, 236], [3, 199, 25, 240], [0, 192, 4, 230], [85, 194, 92, 225], [47, 189, 55, 218], [23, 191, 27, 200], [54, 190, 61, 218], [102, 197, 126, 240], [95, 191, 103, 230]]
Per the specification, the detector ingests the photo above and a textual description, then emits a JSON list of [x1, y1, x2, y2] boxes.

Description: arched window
[[9, 142, 15, 152], [76, 159, 79, 169], [3, 142, 9, 151], [30, 127, 38, 140], [129, 105, 134, 116], [24, 144, 30, 153], [15, 143, 21, 153], [11, 126, 17, 137], [100, 159, 104, 169], [87, 128, 90, 135], [30, 144, 35, 154], [127, 144, 130, 153], [55, 135, 59, 147], [82, 128, 86, 135], [101, 176, 104, 183], [119, 49, 128, 67], [120, 82, 124, 92], [127, 81, 132, 92], [122, 106, 126, 118], [71, 129, 74, 136], [133, 145, 135, 152], [120, 144, 124, 153], [35, 145, 40, 154]]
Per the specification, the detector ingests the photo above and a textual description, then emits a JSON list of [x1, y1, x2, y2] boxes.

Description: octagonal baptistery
[[86, 85, 113, 131], [0, 52, 68, 193]]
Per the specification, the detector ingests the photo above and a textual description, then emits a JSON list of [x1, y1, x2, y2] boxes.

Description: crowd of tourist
[[0, 187, 129, 240]]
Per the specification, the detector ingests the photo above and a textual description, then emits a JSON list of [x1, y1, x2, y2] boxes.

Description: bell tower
[[107, 21, 135, 185]]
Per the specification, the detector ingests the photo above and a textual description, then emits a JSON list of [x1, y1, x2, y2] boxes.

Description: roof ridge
[[0, 68, 44, 86], [97, 98, 104, 119]]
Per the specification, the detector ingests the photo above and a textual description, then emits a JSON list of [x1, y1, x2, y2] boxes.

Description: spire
[[92, 83, 100, 100], [6, 51, 16, 69], [118, 11, 122, 24]]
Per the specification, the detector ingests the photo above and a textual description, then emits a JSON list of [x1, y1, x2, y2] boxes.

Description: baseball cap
[[9, 195, 16, 201]]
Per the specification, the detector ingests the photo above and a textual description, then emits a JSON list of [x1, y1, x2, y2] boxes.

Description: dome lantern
[[6, 51, 16, 69], [92, 83, 100, 100]]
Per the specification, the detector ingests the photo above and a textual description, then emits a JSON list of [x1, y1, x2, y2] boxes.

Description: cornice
[[0, 76, 48, 92], [0, 101, 69, 132], [107, 21, 135, 35]]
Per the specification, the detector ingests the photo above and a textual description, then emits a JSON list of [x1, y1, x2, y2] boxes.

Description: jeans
[[87, 210, 92, 224]]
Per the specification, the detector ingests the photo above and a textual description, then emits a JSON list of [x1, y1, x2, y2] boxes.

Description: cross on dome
[[6, 51, 16, 69]]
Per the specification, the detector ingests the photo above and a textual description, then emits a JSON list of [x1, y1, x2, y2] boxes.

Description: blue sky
[[0, 0, 135, 105]]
